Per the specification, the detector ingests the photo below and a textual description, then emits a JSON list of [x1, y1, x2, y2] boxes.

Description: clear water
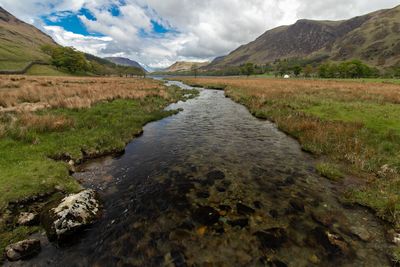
[[9, 81, 392, 267]]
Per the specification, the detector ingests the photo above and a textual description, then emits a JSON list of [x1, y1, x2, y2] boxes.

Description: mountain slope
[[0, 7, 56, 65], [104, 57, 147, 72], [165, 61, 209, 72], [208, 5, 400, 69]]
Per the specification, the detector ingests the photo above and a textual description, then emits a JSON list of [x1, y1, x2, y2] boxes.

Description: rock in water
[[206, 170, 225, 182], [237, 203, 255, 215], [255, 228, 287, 249], [5, 239, 41, 261], [42, 189, 100, 242], [192, 206, 220, 226]]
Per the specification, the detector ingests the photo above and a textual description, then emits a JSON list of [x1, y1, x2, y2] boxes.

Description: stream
[[8, 80, 393, 266]]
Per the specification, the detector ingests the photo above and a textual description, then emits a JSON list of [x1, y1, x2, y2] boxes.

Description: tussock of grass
[[177, 77, 400, 227], [316, 162, 343, 181], [393, 246, 400, 265]]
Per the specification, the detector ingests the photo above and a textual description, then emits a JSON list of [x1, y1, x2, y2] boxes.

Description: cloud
[[43, 25, 112, 56], [0, 0, 399, 68]]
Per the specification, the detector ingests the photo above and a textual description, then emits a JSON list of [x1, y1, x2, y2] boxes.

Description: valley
[[0, 1, 399, 266]]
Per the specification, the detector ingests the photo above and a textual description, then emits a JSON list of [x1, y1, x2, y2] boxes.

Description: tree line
[[41, 45, 145, 77], [187, 58, 400, 79]]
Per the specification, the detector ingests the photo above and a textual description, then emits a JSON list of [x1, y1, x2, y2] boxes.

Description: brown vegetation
[[180, 77, 400, 104], [0, 76, 168, 112]]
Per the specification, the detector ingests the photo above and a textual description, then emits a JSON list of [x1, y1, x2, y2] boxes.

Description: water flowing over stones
[[8, 80, 394, 266]]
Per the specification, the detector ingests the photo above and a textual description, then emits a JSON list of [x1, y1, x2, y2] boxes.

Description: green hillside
[[0, 7, 56, 70]]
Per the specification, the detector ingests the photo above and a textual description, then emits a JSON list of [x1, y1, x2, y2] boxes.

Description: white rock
[[17, 212, 37, 226], [393, 232, 400, 245], [42, 189, 100, 242]]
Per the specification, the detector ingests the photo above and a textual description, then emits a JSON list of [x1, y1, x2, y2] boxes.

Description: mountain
[[0, 7, 56, 64], [208, 5, 400, 69], [0, 7, 144, 76], [104, 57, 147, 72], [165, 61, 209, 72]]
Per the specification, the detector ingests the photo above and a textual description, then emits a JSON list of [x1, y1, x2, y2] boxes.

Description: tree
[[191, 64, 199, 78], [293, 65, 302, 77], [276, 60, 289, 77], [303, 65, 313, 78], [241, 63, 254, 77], [42, 45, 90, 73]]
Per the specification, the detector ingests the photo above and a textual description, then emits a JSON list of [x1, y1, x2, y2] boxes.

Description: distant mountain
[[208, 5, 400, 69], [165, 61, 209, 72], [0, 7, 56, 63], [105, 57, 147, 72]]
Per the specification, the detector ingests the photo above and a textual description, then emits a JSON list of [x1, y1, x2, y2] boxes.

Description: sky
[[0, 0, 399, 70]]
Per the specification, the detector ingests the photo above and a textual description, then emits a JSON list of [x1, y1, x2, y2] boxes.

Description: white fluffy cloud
[[0, 0, 399, 68]]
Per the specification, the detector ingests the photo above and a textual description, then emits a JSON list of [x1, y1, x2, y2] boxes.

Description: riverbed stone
[[218, 205, 232, 212], [207, 170, 225, 181], [228, 218, 249, 228], [268, 259, 288, 267], [289, 199, 305, 213], [196, 191, 210, 198], [308, 227, 350, 256], [5, 239, 41, 261], [349, 226, 371, 242], [17, 212, 38, 226], [237, 203, 255, 215], [269, 209, 279, 218], [41, 189, 100, 243], [255, 228, 287, 249], [192, 206, 220, 226]]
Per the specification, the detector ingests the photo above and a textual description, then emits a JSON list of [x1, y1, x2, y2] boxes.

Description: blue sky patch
[[41, 8, 103, 37]]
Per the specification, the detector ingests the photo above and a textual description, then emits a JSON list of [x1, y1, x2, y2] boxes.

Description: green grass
[[0, 61, 30, 71], [25, 64, 70, 76], [393, 246, 400, 265], [315, 162, 344, 181], [0, 87, 194, 210], [0, 85, 197, 260]]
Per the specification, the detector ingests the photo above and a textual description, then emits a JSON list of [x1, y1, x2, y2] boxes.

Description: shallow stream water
[[8, 80, 393, 267]]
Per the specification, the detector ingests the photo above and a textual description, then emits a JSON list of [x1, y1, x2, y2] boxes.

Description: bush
[[318, 60, 379, 78]]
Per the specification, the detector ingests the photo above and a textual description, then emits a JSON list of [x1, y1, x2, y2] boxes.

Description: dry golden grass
[[0, 76, 167, 111], [180, 77, 400, 104], [18, 113, 75, 133]]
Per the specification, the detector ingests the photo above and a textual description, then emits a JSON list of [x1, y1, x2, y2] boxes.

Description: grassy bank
[[177, 77, 400, 229], [0, 75, 197, 259]]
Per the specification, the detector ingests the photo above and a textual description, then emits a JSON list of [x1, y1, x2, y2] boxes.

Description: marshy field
[[0, 75, 399, 266], [0, 75, 196, 257]]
